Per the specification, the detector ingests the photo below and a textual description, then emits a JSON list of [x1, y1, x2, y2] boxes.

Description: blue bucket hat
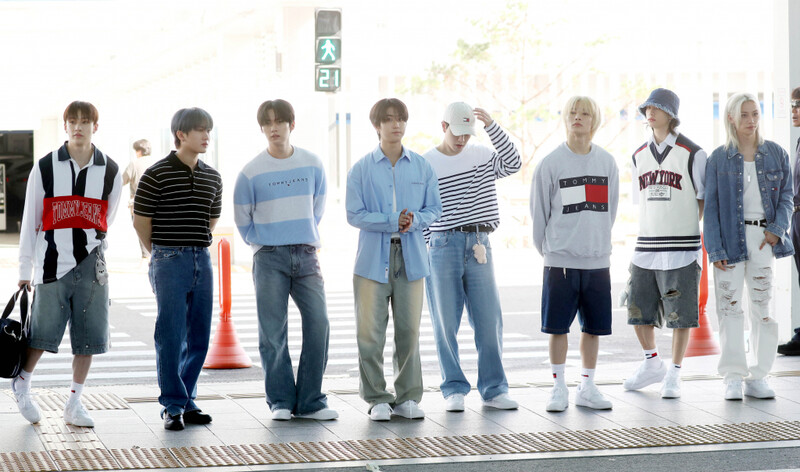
[[638, 88, 680, 127]]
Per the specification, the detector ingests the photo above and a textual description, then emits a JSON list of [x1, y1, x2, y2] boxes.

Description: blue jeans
[[253, 245, 329, 415], [149, 244, 213, 416], [425, 231, 508, 400]]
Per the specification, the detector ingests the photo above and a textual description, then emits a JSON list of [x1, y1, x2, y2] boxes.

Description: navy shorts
[[541, 267, 612, 335]]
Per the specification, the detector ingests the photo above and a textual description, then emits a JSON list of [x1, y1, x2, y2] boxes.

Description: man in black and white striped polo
[[423, 102, 521, 412], [15, 101, 123, 428], [133, 108, 223, 431]]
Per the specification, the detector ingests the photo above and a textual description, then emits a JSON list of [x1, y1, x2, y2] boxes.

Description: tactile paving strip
[[49, 449, 118, 471], [404, 435, 487, 457], [170, 446, 244, 468], [34, 411, 103, 451], [110, 448, 181, 470], [347, 438, 426, 460], [228, 443, 305, 465], [33, 392, 129, 412], [0, 451, 58, 472], [13, 420, 800, 470], [287, 440, 363, 462]]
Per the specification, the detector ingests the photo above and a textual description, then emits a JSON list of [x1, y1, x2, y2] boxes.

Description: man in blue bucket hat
[[622, 88, 708, 400]]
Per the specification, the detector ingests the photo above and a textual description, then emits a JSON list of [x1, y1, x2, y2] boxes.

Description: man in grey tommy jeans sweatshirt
[[530, 95, 619, 413]]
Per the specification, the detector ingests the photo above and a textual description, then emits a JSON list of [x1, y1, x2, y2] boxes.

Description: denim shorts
[[541, 267, 612, 335], [29, 250, 110, 355], [626, 262, 700, 329]]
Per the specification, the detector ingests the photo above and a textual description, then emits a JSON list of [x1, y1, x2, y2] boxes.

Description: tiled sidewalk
[[2, 355, 799, 471]]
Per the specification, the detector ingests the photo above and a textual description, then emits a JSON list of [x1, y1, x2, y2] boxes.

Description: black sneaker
[[183, 409, 212, 425], [162, 412, 184, 431], [778, 337, 800, 356]]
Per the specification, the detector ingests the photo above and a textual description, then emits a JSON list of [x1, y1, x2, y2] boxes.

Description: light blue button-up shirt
[[346, 145, 442, 282]]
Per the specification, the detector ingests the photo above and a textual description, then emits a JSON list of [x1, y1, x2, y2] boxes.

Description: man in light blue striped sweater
[[234, 99, 336, 421]]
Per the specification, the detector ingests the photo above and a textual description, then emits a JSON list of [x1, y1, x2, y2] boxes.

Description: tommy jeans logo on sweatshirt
[[559, 175, 608, 214], [41, 196, 109, 231], [269, 177, 309, 187]]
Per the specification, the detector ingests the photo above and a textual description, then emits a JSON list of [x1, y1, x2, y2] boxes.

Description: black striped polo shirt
[[133, 152, 222, 247]]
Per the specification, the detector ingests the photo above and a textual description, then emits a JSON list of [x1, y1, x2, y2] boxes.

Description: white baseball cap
[[443, 102, 477, 136]]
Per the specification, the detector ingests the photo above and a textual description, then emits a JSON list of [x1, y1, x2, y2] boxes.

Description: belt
[[744, 219, 767, 228], [452, 224, 494, 233]]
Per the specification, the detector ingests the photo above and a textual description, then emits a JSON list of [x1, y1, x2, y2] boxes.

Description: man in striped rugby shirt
[[133, 108, 223, 431], [14, 101, 123, 428], [423, 102, 521, 412]]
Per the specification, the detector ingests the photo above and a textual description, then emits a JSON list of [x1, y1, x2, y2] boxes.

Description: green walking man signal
[[315, 8, 342, 92]]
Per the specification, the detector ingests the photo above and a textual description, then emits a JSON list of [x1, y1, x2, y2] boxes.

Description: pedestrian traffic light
[[315, 8, 341, 92]]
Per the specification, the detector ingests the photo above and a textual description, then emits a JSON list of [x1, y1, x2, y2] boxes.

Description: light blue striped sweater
[[234, 147, 326, 251]]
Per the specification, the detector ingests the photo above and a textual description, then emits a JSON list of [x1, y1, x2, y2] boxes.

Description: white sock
[[14, 369, 33, 391], [580, 368, 596, 388], [644, 348, 662, 369], [552, 363, 567, 387], [68, 382, 84, 405], [668, 363, 681, 376]]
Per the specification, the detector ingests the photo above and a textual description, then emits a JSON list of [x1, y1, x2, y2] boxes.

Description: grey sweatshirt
[[530, 142, 619, 269]]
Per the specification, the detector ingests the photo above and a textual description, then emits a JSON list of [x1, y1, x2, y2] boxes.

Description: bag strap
[[1, 287, 29, 332]]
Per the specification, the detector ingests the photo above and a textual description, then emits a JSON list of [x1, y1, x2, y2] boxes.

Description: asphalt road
[[15, 282, 719, 389]]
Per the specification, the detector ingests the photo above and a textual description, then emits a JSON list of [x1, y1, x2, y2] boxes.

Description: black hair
[[171, 107, 213, 148]]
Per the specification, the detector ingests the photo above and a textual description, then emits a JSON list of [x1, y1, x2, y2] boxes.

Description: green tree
[[405, 0, 642, 181]]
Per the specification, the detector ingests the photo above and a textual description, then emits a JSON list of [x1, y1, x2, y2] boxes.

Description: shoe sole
[[623, 376, 666, 391], [391, 413, 425, 419], [445, 407, 465, 412], [744, 394, 775, 399], [661, 391, 681, 399], [65, 420, 95, 428], [545, 405, 567, 412], [575, 402, 612, 410], [370, 415, 391, 421]]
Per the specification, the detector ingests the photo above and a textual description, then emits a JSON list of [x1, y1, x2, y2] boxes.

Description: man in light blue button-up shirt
[[346, 98, 441, 421]]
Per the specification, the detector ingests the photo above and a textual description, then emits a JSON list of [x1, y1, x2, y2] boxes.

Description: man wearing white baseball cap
[[423, 102, 521, 412]]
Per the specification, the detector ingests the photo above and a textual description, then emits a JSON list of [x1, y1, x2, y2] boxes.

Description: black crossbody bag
[[0, 287, 30, 378]]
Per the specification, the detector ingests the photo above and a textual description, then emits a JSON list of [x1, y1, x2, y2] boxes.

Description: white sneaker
[[11, 378, 41, 424], [392, 400, 425, 419], [574, 384, 613, 410], [444, 394, 465, 412], [744, 379, 775, 399], [294, 408, 339, 420], [369, 403, 392, 421], [661, 371, 682, 399], [725, 380, 743, 400], [482, 393, 518, 410], [623, 360, 666, 391], [63, 400, 95, 428], [271, 408, 292, 421], [545, 385, 569, 412]]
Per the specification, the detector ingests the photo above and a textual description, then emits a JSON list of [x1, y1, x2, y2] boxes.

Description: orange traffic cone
[[204, 238, 252, 369], [685, 233, 720, 357]]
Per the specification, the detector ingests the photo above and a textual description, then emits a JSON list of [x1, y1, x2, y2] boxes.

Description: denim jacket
[[703, 140, 794, 264]]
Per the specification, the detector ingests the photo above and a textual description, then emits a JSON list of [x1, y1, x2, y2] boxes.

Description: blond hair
[[725, 92, 764, 150], [562, 96, 601, 139]]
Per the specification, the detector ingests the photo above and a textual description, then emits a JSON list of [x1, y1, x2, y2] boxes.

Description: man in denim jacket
[[704, 92, 793, 400]]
